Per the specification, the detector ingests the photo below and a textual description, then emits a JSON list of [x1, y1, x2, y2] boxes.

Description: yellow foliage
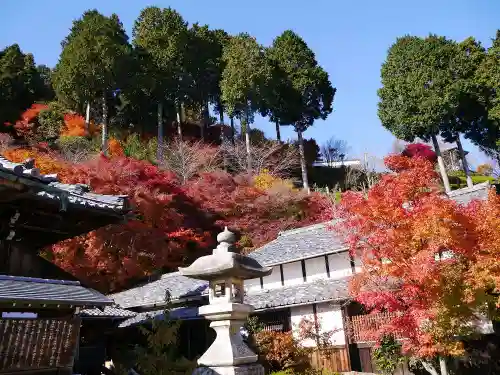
[[253, 170, 295, 190]]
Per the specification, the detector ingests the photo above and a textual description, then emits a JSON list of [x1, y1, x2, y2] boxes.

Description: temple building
[[0, 156, 132, 375]]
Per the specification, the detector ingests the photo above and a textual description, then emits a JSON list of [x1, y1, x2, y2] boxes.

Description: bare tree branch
[[221, 139, 299, 177], [160, 139, 223, 184], [320, 136, 350, 163]]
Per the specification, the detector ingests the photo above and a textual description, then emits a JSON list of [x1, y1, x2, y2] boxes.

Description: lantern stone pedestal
[[179, 227, 271, 375]]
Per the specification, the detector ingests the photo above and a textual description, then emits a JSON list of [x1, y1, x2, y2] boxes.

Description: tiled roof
[[247, 222, 346, 266], [447, 182, 491, 205], [110, 272, 208, 309], [0, 156, 129, 212], [245, 277, 351, 310], [80, 306, 137, 318], [118, 307, 201, 328], [0, 275, 113, 307]]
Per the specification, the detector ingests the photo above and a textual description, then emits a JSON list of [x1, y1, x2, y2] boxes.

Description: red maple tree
[[334, 154, 499, 361], [402, 143, 437, 163]]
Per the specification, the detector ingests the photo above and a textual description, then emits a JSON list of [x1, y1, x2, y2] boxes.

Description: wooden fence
[[0, 317, 80, 373], [307, 347, 350, 373], [348, 312, 404, 343]]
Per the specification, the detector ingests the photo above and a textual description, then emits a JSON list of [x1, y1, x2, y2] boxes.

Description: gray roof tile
[[0, 275, 112, 307], [80, 306, 137, 318], [0, 156, 129, 212], [110, 272, 208, 309], [245, 277, 350, 310], [118, 307, 201, 328], [247, 222, 346, 266], [447, 182, 490, 205]]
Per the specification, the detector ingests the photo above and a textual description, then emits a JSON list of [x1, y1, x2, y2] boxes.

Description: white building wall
[[304, 256, 327, 281], [290, 303, 346, 347], [316, 303, 345, 346], [327, 251, 353, 279], [262, 265, 282, 290], [282, 261, 303, 287], [244, 277, 261, 293], [290, 304, 316, 347]]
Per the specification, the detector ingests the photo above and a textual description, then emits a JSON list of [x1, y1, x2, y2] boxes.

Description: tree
[[401, 143, 437, 163], [186, 25, 228, 139], [474, 30, 500, 160], [476, 163, 493, 176], [133, 6, 190, 159], [378, 35, 478, 192], [53, 10, 131, 154], [0, 44, 46, 127], [320, 136, 349, 163], [266, 30, 335, 191], [220, 33, 271, 172], [159, 139, 222, 184], [333, 154, 500, 374]]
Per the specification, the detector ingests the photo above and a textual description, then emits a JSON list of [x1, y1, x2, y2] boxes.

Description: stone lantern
[[179, 227, 272, 375]]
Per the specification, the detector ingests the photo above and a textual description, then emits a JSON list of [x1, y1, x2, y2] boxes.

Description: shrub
[[252, 330, 308, 371], [56, 136, 97, 163], [476, 163, 493, 176], [37, 102, 66, 142]]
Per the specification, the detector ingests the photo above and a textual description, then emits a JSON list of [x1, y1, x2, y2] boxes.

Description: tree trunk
[[456, 135, 473, 188], [431, 134, 451, 193], [275, 121, 281, 142], [297, 128, 310, 192], [176, 103, 182, 140], [85, 102, 91, 134], [245, 118, 251, 173], [157, 102, 163, 162], [439, 356, 448, 375], [421, 361, 439, 375], [219, 107, 224, 124], [201, 101, 210, 141], [101, 94, 108, 156], [230, 116, 235, 145]]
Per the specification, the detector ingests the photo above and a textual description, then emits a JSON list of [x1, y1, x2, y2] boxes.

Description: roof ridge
[[0, 274, 81, 286], [278, 222, 328, 237]]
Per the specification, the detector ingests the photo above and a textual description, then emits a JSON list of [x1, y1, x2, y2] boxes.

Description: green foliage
[[372, 335, 405, 375], [132, 6, 190, 106], [37, 102, 66, 142], [111, 308, 194, 375], [245, 315, 264, 335], [122, 134, 158, 162], [266, 30, 335, 131], [474, 30, 500, 158], [57, 135, 97, 154], [220, 33, 271, 123], [378, 34, 490, 149], [0, 44, 47, 126], [53, 10, 131, 110]]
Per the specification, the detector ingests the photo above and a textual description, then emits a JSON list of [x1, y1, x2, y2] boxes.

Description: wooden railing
[[0, 317, 80, 373], [347, 312, 404, 343]]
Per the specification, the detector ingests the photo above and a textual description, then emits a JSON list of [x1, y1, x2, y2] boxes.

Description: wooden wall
[[307, 347, 350, 373]]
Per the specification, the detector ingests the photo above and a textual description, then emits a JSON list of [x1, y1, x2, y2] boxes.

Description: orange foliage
[[253, 331, 307, 371], [11, 104, 49, 138], [334, 154, 500, 358], [108, 138, 125, 157], [61, 113, 98, 137], [1, 148, 68, 175]]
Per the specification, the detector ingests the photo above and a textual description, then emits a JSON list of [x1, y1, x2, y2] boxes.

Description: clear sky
[[1, 0, 498, 165]]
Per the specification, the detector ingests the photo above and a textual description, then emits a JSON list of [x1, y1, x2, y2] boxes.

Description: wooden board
[[0, 317, 80, 373]]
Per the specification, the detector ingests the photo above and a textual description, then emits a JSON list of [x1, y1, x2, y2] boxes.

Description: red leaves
[[44, 155, 330, 292], [401, 143, 437, 164], [335, 154, 499, 358]]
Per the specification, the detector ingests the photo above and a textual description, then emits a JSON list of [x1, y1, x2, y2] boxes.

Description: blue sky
[[1, 0, 499, 165]]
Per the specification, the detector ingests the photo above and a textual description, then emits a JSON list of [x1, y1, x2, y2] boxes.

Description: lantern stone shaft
[[179, 227, 272, 375]]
